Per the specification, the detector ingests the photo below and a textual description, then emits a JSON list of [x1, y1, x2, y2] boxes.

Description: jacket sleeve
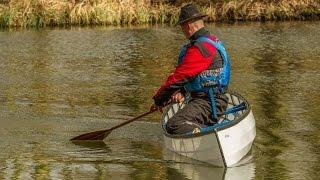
[[153, 43, 216, 106]]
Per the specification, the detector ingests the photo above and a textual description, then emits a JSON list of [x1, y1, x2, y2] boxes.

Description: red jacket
[[153, 29, 219, 106]]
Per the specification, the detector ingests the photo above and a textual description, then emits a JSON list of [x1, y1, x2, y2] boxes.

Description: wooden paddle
[[70, 90, 180, 141], [70, 109, 157, 141]]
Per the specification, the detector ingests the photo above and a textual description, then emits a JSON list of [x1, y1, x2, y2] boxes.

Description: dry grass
[[217, 0, 320, 21], [0, 0, 319, 28]]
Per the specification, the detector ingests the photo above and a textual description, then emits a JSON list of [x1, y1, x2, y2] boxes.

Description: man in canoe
[[151, 4, 230, 134]]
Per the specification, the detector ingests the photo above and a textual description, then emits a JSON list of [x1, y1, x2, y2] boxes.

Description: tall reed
[[0, 0, 319, 28]]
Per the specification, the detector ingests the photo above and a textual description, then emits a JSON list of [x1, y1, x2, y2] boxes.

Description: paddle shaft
[[70, 109, 157, 140], [70, 90, 181, 140], [103, 109, 156, 133]]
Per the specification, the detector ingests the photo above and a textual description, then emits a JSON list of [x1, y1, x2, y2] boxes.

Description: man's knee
[[165, 117, 204, 134]]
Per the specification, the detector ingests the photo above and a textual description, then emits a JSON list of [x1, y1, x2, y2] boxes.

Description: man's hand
[[150, 104, 162, 112], [151, 90, 183, 113], [171, 92, 185, 103]]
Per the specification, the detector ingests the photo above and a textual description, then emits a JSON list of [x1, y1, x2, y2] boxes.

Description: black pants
[[165, 95, 228, 134]]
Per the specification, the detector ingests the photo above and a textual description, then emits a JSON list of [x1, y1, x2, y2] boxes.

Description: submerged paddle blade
[[70, 129, 112, 141]]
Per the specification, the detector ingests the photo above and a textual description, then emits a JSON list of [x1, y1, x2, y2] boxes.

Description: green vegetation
[[0, 0, 319, 28]]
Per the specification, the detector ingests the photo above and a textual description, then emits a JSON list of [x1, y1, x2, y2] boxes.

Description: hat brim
[[176, 14, 207, 26]]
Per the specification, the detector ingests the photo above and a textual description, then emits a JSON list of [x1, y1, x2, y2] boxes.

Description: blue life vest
[[178, 36, 231, 119]]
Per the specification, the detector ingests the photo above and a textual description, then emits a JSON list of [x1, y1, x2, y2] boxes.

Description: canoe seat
[[198, 102, 247, 134]]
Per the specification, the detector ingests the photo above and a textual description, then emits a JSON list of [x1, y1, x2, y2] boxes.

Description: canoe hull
[[164, 129, 225, 166], [162, 92, 256, 167], [216, 110, 256, 166]]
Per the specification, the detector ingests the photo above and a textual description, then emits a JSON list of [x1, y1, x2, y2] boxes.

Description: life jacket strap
[[194, 41, 211, 57], [208, 88, 217, 119]]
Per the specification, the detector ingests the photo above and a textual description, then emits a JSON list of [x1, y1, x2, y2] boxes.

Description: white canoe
[[162, 91, 256, 167]]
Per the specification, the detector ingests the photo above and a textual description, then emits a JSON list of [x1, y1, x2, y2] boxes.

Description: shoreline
[[0, 0, 319, 28]]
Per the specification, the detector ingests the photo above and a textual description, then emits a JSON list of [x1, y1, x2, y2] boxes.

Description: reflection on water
[[163, 148, 255, 180], [0, 21, 319, 179]]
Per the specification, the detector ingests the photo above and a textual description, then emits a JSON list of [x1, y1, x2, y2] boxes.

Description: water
[[0, 21, 319, 179]]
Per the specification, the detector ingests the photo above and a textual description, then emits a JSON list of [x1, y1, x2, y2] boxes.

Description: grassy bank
[[0, 0, 319, 28]]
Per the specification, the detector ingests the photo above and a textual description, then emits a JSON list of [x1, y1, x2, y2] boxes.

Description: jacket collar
[[189, 27, 210, 42]]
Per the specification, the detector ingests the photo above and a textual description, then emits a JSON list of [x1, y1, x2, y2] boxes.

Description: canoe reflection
[[163, 148, 255, 180]]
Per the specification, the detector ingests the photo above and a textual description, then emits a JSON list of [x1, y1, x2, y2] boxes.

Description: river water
[[0, 21, 319, 179]]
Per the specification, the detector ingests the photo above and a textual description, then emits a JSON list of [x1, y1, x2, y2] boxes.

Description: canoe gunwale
[[162, 91, 252, 139]]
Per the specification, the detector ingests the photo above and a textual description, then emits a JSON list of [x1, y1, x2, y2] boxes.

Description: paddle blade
[[70, 129, 112, 141]]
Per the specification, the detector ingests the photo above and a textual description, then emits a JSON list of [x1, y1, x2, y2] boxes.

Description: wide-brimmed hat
[[176, 4, 207, 25]]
